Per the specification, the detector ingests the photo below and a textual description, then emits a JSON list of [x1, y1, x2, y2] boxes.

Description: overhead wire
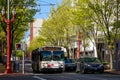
[[35, 0, 56, 15]]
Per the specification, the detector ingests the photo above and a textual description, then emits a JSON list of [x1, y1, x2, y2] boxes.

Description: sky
[[23, 0, 62, 41], [34, 0, 62, 19]]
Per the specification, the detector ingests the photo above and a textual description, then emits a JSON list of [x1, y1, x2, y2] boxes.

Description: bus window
[[40, 51, 52, 61], [53, 51, 64, 61]]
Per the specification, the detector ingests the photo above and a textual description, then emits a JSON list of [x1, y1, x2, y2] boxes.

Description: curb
[[104, 70, 120, 75], [0, 72, 33, 76]]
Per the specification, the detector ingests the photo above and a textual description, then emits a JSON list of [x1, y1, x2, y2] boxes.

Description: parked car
[[76, 57, 104, 74], [64, 58, 77, 71]]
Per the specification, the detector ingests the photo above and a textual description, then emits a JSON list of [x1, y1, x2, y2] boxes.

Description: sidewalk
[[0, 63, 5, 74], [0, 71, 33, 76], [105, 69, 120, 75], [0, 63, 24, 76]]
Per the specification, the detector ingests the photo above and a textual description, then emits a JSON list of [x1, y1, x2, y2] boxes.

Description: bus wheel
[[33, 69, 36, 73], [36, 64, 39, 73]]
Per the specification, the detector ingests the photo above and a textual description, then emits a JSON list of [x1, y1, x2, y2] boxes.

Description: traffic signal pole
[[15, 43, 26, 74], [22, 51, 25, 74]]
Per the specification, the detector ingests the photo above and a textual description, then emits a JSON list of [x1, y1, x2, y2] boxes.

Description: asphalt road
[[0, 72, 120, 80], [1, 63, 120, 80]]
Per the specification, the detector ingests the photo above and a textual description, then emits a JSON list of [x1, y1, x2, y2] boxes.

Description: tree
[[40, 0, 74, 47], [72, 0, 101, 58], [27, 36, 45, 52], [87, 0, 120, 70], [0, 0, 37, 56], [35, 0, 74, 57]]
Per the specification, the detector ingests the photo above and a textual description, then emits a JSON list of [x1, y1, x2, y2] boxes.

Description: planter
[[102, 62, 110, 70]]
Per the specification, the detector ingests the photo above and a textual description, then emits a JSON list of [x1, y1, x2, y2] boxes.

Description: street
[[1, 62, 120, 80], [0, 72, 120, 80], [1, 64, 120, 80]]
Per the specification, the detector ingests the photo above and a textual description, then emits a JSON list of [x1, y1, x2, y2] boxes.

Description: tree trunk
[[109, 50, 113, 70]]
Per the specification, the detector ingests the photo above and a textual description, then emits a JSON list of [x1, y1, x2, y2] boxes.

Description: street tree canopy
[[0, 0, 37, 55]]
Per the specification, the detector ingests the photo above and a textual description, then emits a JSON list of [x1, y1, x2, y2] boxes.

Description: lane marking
[[33, 76, 47, 80], [74, 74, 108, 80], [60, 75, 77, 80]]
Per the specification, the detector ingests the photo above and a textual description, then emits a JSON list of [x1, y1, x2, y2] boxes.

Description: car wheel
[[99, 70, 104, 74]]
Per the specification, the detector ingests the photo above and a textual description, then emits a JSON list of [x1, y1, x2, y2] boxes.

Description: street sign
[[15, 43, 22, 50], [15, 43, 26, 51], [22, 43, 26, 51]]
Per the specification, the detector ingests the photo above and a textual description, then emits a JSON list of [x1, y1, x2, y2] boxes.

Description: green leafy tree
[[39, 0, 74, 57], [72, 0, 100, 58], [27, 36, 45, 52], [87, 0, 120, 70], [0, 0, 37, 56]]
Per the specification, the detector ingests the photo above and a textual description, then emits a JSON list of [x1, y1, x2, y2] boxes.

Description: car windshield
[[53, 51, 64, 61], [82, 58, 101, 63], [65, 59, 74, 63]]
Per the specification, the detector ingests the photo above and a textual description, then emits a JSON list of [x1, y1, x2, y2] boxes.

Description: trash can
[[13, 61, 19, 72]]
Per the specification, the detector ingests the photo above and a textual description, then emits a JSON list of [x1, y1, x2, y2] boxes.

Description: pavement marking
[[60, 75, 78, 80], [33, 76, 47, 80], [76, 74, 108, 80]]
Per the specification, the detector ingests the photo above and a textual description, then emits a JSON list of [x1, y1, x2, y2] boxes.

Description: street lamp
[[1, 1, 15, 74]]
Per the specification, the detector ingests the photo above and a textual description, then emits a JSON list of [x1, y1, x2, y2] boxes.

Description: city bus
[[31, 46, 65, 73]]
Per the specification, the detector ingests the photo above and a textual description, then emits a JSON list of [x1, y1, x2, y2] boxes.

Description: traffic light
[[15, 43, 22, 50]]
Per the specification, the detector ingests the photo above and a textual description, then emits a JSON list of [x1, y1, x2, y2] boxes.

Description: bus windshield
[[53, 51, 64, 61], [40, 51, 52, 61]]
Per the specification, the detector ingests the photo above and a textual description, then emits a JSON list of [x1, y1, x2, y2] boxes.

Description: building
[[25, 18, 43, 59], [30, 18, 43, 42], [26, 18, 43, 45]]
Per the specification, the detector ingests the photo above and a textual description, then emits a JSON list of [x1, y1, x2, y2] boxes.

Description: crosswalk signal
[[15, 43, 22, 50]]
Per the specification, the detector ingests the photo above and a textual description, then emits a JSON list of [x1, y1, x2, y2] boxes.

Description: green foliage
[[72, 0, 97, 48], [87, 0, 120, 70], [113, 20, 120, 29], [102, 61, 109, 65], [0, 26, 5, 40], [39, 0, 74, 48], [27, 36, 45, 52], [0, 0, 37, 52], [15, 50, 22, 57]]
